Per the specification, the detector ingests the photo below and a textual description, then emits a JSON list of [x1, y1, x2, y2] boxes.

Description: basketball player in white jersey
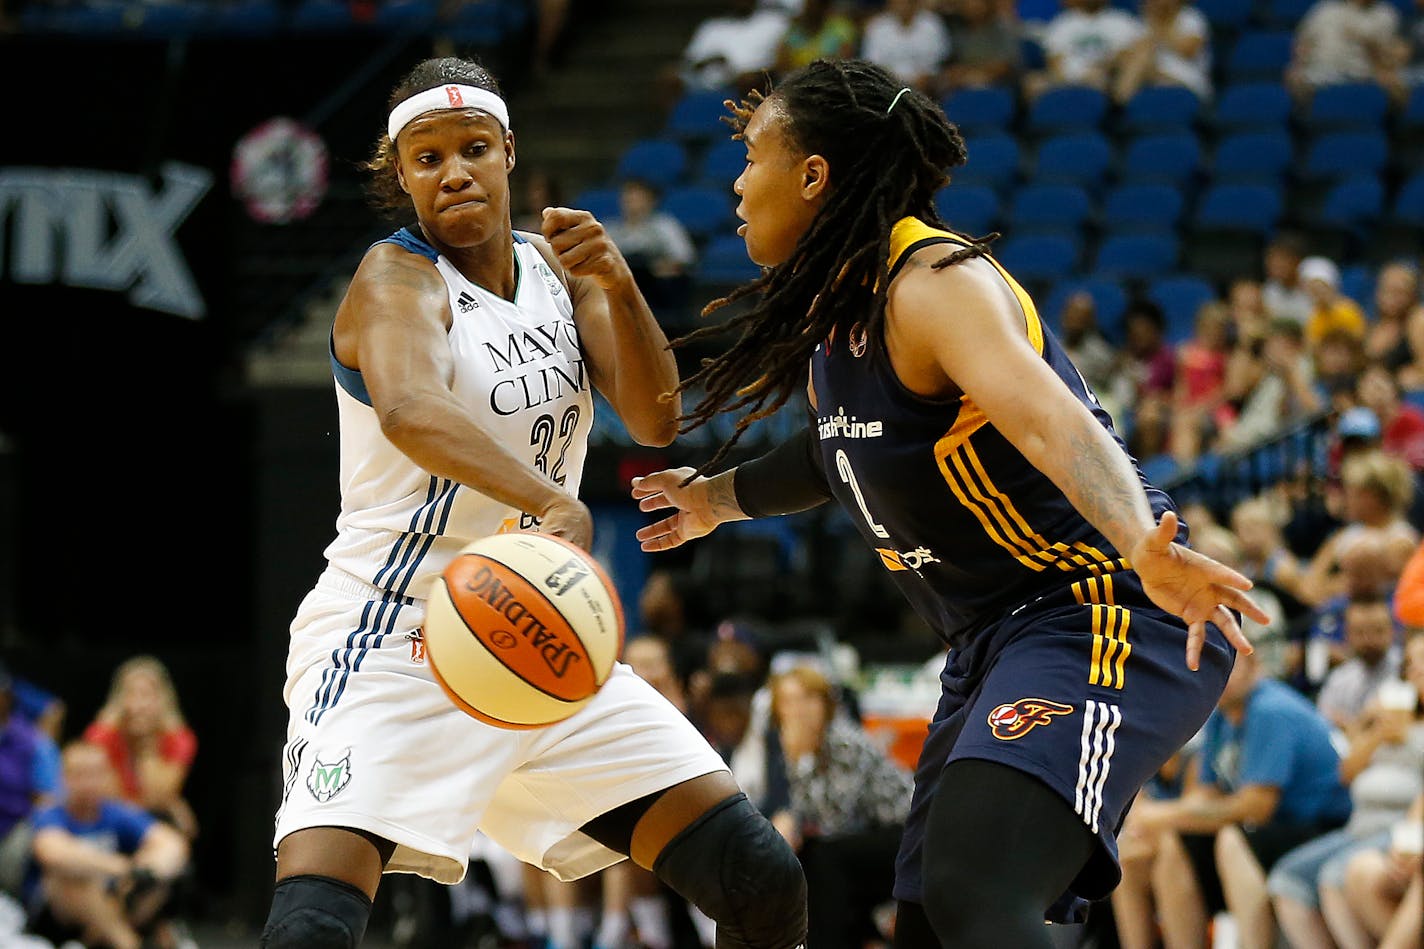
[[260, 56, 807, 949]]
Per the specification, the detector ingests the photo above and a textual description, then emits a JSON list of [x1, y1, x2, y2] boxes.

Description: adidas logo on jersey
[[457, 291, 478, 313]]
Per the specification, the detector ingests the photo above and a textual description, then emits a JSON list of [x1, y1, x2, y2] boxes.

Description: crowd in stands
[[1, 657, 199, 949]]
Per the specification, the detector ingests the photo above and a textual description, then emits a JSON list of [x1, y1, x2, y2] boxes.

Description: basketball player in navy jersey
[[632, 59, 1272, 947], [260, 56, 806, 949]]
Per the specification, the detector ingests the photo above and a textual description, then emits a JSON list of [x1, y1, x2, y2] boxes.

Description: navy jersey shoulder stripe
[[374, 226, 440, 262]]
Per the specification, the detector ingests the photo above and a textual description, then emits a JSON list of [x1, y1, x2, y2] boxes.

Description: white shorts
[[273, 567, 729, 885]]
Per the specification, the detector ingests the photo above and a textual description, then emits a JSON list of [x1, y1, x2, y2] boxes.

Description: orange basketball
[[423, 532, 624, 729]]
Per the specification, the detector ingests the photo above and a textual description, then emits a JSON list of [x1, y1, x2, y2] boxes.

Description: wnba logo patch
[[987, 698, 1074, 740]]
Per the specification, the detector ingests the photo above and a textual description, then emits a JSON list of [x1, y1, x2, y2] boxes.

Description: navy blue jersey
[[810, 217, 1181, 648]]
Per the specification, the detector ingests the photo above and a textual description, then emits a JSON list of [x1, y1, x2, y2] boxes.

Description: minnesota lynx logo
[[307, 749, 352, 802]]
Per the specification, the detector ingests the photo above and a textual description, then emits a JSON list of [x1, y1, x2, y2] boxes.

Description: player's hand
[[632, 468, 727, 552], [542, 207, 631, 293], [539, 495, 594, 551], [1129, 510, 1270, 671]]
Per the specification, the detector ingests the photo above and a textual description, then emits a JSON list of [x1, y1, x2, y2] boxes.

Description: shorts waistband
[[316, 566, 423, 606]]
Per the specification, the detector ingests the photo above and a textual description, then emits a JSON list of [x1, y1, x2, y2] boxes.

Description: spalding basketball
[[423, 532, 624, 729]]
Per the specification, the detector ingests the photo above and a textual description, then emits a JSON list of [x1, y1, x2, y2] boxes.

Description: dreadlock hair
[[363, 56, 504, 217], [671, 59, 995, 479]]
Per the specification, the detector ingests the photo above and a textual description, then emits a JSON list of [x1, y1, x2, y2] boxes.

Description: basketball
[[423, 532, 625, 729]]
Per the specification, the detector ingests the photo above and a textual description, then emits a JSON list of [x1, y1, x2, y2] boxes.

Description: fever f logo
[[307, 749, 352, 802], [987, 698, 1074, 740]]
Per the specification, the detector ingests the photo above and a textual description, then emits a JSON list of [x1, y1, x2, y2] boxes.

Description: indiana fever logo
[[987, 698, 1074, 740]]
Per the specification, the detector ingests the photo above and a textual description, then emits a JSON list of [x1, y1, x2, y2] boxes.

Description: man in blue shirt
[[26, 741, 188, 949], [1114, 646, 1351, 949]]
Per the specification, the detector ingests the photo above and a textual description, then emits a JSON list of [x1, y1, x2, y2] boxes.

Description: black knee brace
[[260, 874, 373, 949], [652, 793, 807, 949]]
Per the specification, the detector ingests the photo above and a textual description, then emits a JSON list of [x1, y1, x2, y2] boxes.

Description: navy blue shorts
[[892, 570, 1235, 922]]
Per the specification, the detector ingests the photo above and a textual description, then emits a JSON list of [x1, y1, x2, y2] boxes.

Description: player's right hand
[[539, 495, 594, 551], [631, 468, 724, 552]]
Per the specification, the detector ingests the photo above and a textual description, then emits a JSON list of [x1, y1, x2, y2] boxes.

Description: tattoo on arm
[[1062, 423, 1152, 551], [709, 471, 746, 521]]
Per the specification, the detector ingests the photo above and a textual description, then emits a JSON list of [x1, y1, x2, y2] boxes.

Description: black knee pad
[[652, 793, 807, 949], [260, 874, 373, 949]]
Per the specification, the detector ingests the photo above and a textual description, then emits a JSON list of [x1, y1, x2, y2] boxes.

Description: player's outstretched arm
[[890, 254, 1268, 669]]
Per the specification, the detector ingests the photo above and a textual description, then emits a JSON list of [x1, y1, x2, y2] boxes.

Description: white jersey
[[323, 227, 593, 601]]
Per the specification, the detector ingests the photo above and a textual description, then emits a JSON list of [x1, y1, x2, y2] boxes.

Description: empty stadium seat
[[1302, 130, 1389, 182], [1306, 81, 1391, 131], [994, 234, 1079, 283], [1395, 173, 1424, 227], [957, 133, 1022, 190], [696, 234, 761, 285], [1101, 184, 1185, 232], [1121, 86, 1203, 134], [1406, 85, 1424, 129], [1213, 82, 1293, 132], [1033, 132, 1113, 189], [1148, 274, 1218, 343], [1194, 0, 1254, 30], [697, 138, 746, 187], [572, 187, 622, 221], [1224, 30, 1294, 82], [1262, 0, 1317, 27], [934, 185, 1001, 236], [1094, 233, 1180, 280], [1212, 130, 1294, 184], [660, 185, 734, 242], [1006, 184, 1092, 234], [941, 86, 1017, 133], [1341, 264, 1375, 309], [1193, 182, 1283, 233], [1120, 133, 1203, 187], [614, 139, 689, 189], [666, 88, 736, 142], [1026, 85, 1110, 135], [1318, 176, 1385, 232]]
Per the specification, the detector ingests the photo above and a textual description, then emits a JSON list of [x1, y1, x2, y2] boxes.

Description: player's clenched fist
[[541, 207, 631, 292]]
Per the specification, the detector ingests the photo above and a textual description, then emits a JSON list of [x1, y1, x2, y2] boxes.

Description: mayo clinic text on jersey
[[482, 320, 589, 416]]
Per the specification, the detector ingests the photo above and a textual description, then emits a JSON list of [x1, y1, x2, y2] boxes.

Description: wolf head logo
[[307, 749, 352, 803]]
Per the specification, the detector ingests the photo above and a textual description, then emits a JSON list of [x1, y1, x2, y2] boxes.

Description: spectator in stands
[[0, 662, 60, 900], [1022, 0, 1144, 99], [664, 0, 789, 105], [1113, 299, 1176, 459], [512, 167, 565, 232], [1170, 300, 1233, 465], [1216, 318, 1324, 453], [1059, 289, 1124, 422], [1193, 523, 1292, 679], [937, 0, 1022, 92], [1303, 256, 1369, 351], [603, 178, 697, 313], [1263, 231, 1315, 328], [1368, 262, 1424, 369], [1396, 302, 1424, 402], [1228, 277, 1271, 352], [26, 741, 190, 949], [1110, 0, 1212, 105], [1269, 627, 1424, 949], [1316, 591, 1404, 730], [1286, 0, 1406, 101], [1111, 743, 1200, 949], [8, 676, 64, 746], [766, 665, 911, 949], [82, 656, 198, 841], [774, 0, 858, 76], [1359, 362, 1424, 472], [1119, 643, 1352, 949], [1336, 790, 1424, 948], [635, 567, 712, 688], [1314, 329, 1370, 412], [860, 0, 950, 93]]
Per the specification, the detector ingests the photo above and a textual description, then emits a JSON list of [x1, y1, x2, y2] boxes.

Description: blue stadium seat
[[994, 234, 1079, 283], [441, 0, 508, 43], [1225, 30, 1295, 82], [1121, 86, 1203, 133], [1006, 184, 1092, 235], [666, 88, 736, 142], [957, 133, 1022, 190], [289, 0, 353, 30], [1396, 173, 1424, 227], [1307, 81, 1391, 130], [941, 86, 1017, 133], [1148, 274, 1218, 343], [1195, 0, 1254, 30], [1212, 130, 1294, 183], [661, 185, 734, 242], [1034, 132, 1113, 189], [1262, 0, 1317, 27], [934, 185, 1000, 236], [1043, 279, 1129, 343], [1193, 182, 1283, 233], [1026, 85, 1110, 134], [1319, 176, 1385, 231], [375, 0, 437, 28], [696, 234, 761, 285], [1213, 82, 1293, 131], [1341, 264, 1375, 309], [206, 0, 282, 34], [697, 138, 746, 187], [615, 139, 689, 189], [1094, 234, 1180, 280], [572, 187, 622, 221], [1406, 85, 1424, 130], [1120, 133, 1203, 187], [1302, 130, 1389, 182], [1101, 184, 1185, 232]]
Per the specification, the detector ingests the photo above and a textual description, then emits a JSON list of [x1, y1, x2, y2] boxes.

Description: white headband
[[387, 84, 511, 141]]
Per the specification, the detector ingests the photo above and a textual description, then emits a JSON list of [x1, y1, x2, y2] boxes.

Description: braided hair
[[672, 59, 995, 477]]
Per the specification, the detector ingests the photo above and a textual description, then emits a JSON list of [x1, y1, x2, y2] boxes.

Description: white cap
[[1299, 256, 1340, 289]]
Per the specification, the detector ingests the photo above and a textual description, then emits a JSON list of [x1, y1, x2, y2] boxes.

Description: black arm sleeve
[[731, 422, 833, 519]]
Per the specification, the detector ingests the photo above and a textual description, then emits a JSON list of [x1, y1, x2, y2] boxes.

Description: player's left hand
[[1129, 510, 1270, 671], [542, 207, 631, 292]]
